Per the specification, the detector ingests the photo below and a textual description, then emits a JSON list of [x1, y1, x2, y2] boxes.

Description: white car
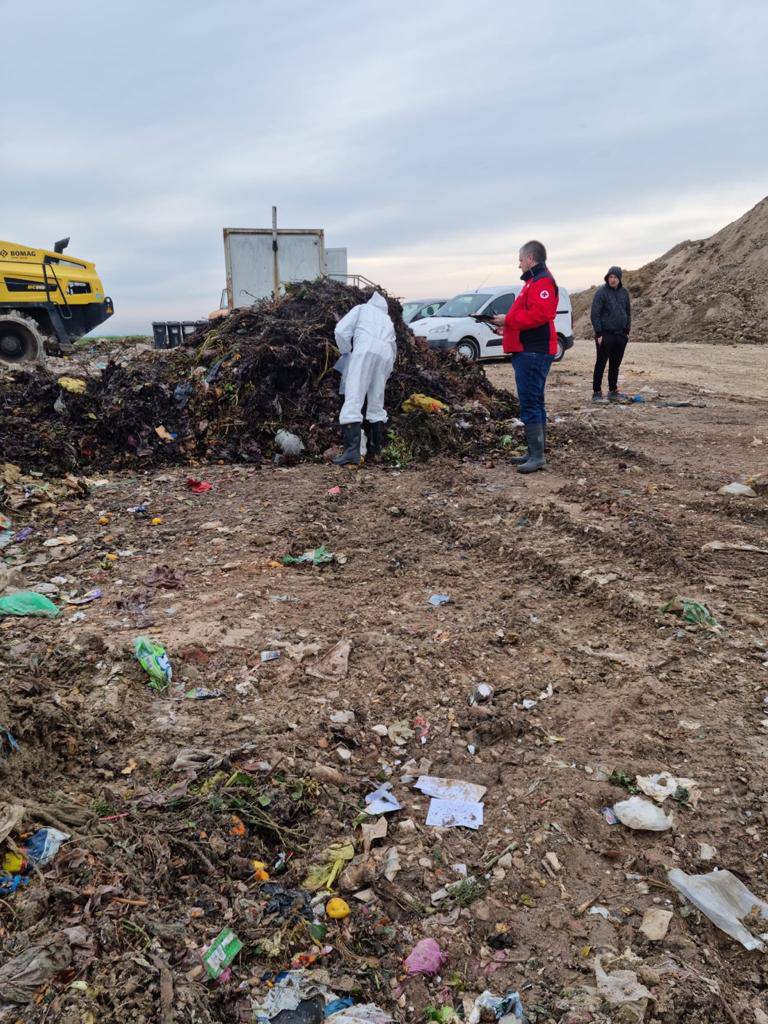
[[413, 284, 574, 362]]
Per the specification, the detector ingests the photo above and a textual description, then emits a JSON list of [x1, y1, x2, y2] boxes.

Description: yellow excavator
[[0, 238, 114, 365]]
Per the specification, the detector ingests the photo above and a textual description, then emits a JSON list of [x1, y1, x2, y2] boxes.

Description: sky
[[2, 0, 767, 335]]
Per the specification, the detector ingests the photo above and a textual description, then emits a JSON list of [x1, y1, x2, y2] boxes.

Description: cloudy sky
[[2, 0, 767, 334]]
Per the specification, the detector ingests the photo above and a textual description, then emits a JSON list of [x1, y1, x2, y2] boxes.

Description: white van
[[413, 284, 574, 362]]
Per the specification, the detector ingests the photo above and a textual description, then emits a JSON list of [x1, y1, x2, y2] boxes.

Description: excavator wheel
[[0, 311, 47, 366]]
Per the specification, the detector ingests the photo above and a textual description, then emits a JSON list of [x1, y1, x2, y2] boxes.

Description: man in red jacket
[[492, 240, 558, 473]]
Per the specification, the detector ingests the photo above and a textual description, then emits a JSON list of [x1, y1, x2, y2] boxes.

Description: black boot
[[517, 422, 546, 473], [332, 423, 362, 466], [367, 421, 386, 457]]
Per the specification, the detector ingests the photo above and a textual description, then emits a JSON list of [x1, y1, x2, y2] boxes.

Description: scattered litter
[[186, 477, 213, 493], [275, 429, 305, 456], [387, 720, 414, 745], [0, 802, 24, 843], [639, 907, 673, 941], [702, 540, 768, 555], [261, 650, 281, 663], [328, 485, 342, 496], [0, 941, 73, 1006], [364, 783, 402, 816], [415, 776, 487, 802], [42, 534, 78, 547], [402, 393, 449, 414], [699, 842, 717, 861], [469, 682, 494, 705], [405, 938, 445, 976], [428, 594, 451, 607], [325, 897, 351, 919], [186, 688, 225, 700], [360, 816, 388, 854], [668, 867, 768, 951], [306, 639, 351, 680], [0, 728, 20, 761], [62, 588, 102, 606], [718, 482, 756, 497], [134, 636, 172, 690], [636, 772, 700, 805], [613, 796, 673, 831], [594, 956, 653, 1015], [589, 905, 611, 919], [0, 591, 60, 618], [661, 596, 720, 629], [426, 799, 484, 830], [303, 842, 355, 892], [466, 989, 524, 1023], [202, 927, 242, 979], [57, 376, 87, 394], [282, 546, 334, 567]]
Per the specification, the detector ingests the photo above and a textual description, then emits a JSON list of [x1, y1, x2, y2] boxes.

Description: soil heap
[[0, 279, 518, 475], [572, 195, 768, 344]]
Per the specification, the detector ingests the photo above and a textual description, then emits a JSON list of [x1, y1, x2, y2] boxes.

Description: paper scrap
[[426, 799, 484, 830], [415, 775, 487, 802]]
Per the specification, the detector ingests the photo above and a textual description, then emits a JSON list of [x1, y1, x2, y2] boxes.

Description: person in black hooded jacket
[[590, 265, 631, 401]]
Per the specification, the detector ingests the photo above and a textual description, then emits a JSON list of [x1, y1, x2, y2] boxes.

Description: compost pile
[[0, 279, 518, 475]]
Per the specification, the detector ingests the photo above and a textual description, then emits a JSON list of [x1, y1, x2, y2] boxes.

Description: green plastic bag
[[0, 592, 60, 618], [662, 597, 720, 629], [281, 545, 333, 567], [134, 636, 173, 690]]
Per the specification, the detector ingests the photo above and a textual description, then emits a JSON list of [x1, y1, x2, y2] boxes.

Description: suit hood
[[604, 266, 623, 284], [367, 291, 389, 313]]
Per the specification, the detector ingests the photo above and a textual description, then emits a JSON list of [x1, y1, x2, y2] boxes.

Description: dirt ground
[[1, 342, 768, 1023]]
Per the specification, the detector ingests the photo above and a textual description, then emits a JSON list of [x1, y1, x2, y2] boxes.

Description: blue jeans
[[512, 351, 554, 426]]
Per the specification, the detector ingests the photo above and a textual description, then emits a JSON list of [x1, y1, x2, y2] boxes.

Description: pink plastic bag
[[405, 938, 445, 976]]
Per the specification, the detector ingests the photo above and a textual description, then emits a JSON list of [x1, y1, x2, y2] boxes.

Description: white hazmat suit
[[335, 292, 396, 426]]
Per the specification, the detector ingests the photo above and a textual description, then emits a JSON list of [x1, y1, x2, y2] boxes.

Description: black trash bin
[[152, 322, 168, 349], [166, 322, 183, 348]]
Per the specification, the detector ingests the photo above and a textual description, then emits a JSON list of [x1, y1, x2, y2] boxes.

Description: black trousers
[[593, 331, 628, 392]]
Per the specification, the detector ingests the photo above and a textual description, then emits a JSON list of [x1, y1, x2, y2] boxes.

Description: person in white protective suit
[[332, 291, 397, 466]]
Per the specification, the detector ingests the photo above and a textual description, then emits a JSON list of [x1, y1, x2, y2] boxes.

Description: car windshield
[[436, 293, 491, 317], [402, 302, 422, 323]]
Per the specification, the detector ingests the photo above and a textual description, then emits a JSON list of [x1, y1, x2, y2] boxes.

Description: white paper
[[426, 798, 484, 830], [364, 783, 402, 816], [414, 775, 487, 802]]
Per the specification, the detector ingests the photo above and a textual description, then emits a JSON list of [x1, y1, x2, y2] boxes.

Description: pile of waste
[[0, 279, 518, 475]]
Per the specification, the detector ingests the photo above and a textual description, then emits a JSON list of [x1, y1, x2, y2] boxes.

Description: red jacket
[[502, 264, 558, 355]]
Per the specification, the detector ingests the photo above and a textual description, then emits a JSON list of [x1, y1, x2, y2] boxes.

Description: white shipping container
[[224, 228, 325, 308]]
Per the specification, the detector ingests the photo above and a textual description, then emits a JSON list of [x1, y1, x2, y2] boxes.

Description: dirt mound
[[572, 195, 768, 344], [0, 279, 518, 475]]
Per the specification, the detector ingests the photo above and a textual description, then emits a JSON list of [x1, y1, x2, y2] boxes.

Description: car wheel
[[553, 335, 565, 362], [456, 337, 479, 361]]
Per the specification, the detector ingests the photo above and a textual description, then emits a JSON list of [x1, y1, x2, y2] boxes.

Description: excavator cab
[[0, 238, 114, 365]]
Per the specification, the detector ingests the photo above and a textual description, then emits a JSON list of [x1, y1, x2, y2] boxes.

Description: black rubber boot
[[367, 421, 386, 457], [332, 423, 362, 466], [517, 422, 546, 474]]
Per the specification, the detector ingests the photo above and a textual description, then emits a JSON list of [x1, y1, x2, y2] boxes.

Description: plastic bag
[[402, 393, 449, 414], [0, 592, 60, 618], [661, 597, 720, 629], [134, 636, 172, 690], [404, 938, 445, 976], [613, 796, 673, 831], [668, 867, 768, 951], [282, 546, 333, 567]]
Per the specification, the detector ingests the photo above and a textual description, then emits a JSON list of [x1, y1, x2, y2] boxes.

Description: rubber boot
[[332, 423, 362, 466], [367, 421, 386, 458], [517, 422, 546, 474]]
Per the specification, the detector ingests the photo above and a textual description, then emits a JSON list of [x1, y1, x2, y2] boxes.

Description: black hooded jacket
[[590, 266, 631, 337]]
